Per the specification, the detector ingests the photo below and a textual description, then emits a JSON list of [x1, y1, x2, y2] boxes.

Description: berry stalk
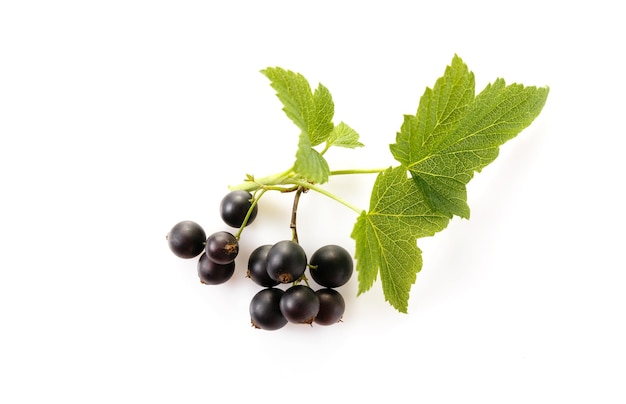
[[229, 166, 381, 216], [289, 186, 305, 244]]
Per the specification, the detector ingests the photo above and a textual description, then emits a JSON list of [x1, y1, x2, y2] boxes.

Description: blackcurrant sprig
[[167, 189, 354, 330]]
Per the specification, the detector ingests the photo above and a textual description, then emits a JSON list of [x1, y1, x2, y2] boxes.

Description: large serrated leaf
[[351, 166, 450, 313], [390, 55, 549, 218]]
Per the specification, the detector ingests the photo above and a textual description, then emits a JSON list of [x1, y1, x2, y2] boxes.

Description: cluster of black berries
[[248, 241, 352, 330], [166, 190, 352, 331], [166, 190, 257, 285]]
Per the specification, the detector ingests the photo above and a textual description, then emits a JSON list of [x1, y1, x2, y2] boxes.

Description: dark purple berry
[[247, 245, 279, 287], [250, 288, 287, 331], [220, 190, 258, 228], [197, 253, 235, 285], [314, 288, 345, 325], [166, 221, 206, 259], [309, 245, 353, 288], [279, 285, 320, 325], [205, 231, 239, 264], [266, 240, 307, 283]]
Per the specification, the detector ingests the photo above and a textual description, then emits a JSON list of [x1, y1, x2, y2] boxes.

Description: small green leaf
[[261, 67, 334, 146], [326, 122, 364, 149], [262, 67, 338, 184], [351, 166, 450, 313], [294, 131, 330, 184], [311, 83, 335, 146], [390, 55, 549, 218]]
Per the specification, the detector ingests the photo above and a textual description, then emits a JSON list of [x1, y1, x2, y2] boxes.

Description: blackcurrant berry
[[247, 245, 279, 287], [220, 190, 258, 228], [250, 288, 287, 331], [197, 253, 235, 285], [309, 245, 353, 288], [279, 285, 320, 325], [266, 240, 307, 283], [205, 231, 239, 264], [314, 288, 345, 326], [166, 220, 206, 259]]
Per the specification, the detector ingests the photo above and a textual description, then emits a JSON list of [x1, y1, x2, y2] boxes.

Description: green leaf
[[390, 55, 549, 218], [351, 166, 450, 313], [326, 122, 364, 149], [311, 83, 335, 146], [261, 67, 334, 146], [390, 55, 475, 169], [294, 131, 330, 184], [262, 67, 337, 184]]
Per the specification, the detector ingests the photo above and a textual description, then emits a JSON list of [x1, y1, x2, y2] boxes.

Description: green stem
[[294, 274, 310, 287], [234, 189, 267, 239], [229, 167, 295, 192], [229, 166, 372, 216], [330, 168, 387, 176], [290, 186, 304, 243], [291, 180, 363, 214], [230, 167, 385, 192]]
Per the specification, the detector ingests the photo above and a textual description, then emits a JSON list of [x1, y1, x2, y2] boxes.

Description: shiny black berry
[[197, 253, 235, 285], [266, 240, 307, 283], [205, 231, 239, 264], [279, 285, 320, 324], [250, 288, 287, 331], [314, 288, 345, 325], [247, 245, 279, 287], [220, 190, 258, 228], [309, 244, 353, 288], [166, 220, 206, 259]]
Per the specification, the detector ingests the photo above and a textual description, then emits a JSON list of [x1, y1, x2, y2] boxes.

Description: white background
[[1, 1, 624, 402]]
